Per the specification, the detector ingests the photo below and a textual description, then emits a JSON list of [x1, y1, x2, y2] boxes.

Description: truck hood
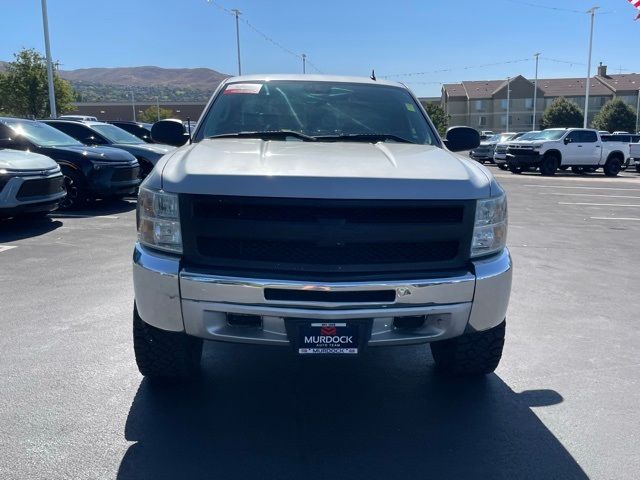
[[0, 148, 59, 171], [161, 139, 493, 200], [38, 145, 137, 163]]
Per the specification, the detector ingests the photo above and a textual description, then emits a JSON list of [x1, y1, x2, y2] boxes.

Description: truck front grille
[[180, 195, 475, 279], [16, 176, 65, 200]]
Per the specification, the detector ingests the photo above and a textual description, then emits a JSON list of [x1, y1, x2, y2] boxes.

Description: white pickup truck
[[506, 128, 628, 176]]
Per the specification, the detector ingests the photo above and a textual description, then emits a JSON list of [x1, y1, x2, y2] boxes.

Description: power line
[[205, 0, 322, 73], [382, 58, 532, 78], [501, 0, 614, 15]]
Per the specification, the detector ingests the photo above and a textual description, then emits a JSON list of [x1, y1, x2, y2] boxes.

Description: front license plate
[[296, 322, 359, 355]]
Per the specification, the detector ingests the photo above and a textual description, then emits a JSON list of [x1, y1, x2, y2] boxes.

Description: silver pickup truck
[[132, 75, 512, 380]]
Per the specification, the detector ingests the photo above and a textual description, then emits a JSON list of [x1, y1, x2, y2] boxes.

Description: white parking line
[[547, 193, 640, 199], [559, 202, 640, 207], [590, 217, 640, 221], [527, 184, 640, 191], [0, 245, 17, 253]]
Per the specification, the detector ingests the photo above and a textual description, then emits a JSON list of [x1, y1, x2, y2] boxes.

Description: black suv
[[42, 120, 174, 178], [0, 118, 140, 209], [106, 121, 153, 143]]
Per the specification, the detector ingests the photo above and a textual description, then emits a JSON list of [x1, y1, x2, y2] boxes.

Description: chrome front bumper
[[133, 243, 512, 346]]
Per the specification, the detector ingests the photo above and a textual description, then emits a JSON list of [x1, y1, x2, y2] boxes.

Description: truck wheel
[[603, 157, 622, 177], [497, 164, 508, 171], [430, 320, 506, 376], [133, 305, 203, 380], [636, 164, 640, 173], [540, 155, 559, 176]]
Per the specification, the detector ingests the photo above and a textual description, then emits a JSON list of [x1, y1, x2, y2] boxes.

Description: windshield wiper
[[207, 130, 317, 142], [314, 133, 415, 144]]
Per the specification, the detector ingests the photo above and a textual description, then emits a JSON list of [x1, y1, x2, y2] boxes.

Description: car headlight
[[136, 187, 182, 253], [471, 194, 508, 258]]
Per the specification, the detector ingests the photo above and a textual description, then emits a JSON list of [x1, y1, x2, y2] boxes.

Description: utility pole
[[302, 54, 307, 74], [231, 9, 242, 75], [40, 0, 57, 118], [584, 7, 599, 128], [506, 77, 511, 132], [533, 53, 540, 130], [131, 90, 136, 122], [636, 89, 640, 133]]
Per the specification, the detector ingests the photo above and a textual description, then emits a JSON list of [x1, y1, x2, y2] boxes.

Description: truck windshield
[[536, 130, 568, 140], [196, 81, 437, 145], [5, 120, 82, 147]]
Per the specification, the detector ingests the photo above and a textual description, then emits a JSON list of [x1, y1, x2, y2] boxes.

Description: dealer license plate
[[296, 322, 359, 355]]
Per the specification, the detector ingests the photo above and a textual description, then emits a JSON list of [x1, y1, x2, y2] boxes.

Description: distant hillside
[[0, 62, 230, 103]]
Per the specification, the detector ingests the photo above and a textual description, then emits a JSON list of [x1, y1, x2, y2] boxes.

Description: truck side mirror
[[444, 127, 480, 152], [151, 119, 190, 147]]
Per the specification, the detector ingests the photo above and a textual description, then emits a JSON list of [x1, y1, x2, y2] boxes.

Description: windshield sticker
[[405, 103, 416, 112], [224, 83, 263, 95]]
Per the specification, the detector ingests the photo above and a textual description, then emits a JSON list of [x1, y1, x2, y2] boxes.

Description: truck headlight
[[136, 187, 182, 253], [471, 194, 507, 258]]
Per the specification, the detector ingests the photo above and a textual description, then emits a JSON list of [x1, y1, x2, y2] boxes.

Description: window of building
[[478, 116, 487, 126], [500, 115, 512, 127], [500, 99, 509, 110], [475, 100, 485, 111], [525, 98, 534, 109]]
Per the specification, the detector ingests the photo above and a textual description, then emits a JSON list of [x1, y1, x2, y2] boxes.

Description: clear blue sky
[[1, 0, 638, 96]]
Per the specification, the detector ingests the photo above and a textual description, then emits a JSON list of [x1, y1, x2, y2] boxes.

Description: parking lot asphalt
[[1, 165, 640, 480]]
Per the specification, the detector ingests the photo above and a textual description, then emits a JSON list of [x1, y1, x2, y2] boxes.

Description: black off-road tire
[[430, 320, 506, 376], [133, 306, 203, 380], [540, 154, 559, 176], [603, 157, 622, 177], [636, 163, 640, 174]]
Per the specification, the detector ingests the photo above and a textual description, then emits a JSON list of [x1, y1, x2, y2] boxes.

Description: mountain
[[58, 66, 229, 90], [0, 62, 230, 103]]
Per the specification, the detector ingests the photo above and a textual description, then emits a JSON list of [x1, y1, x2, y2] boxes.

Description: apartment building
[[441, 64, 639, 132]]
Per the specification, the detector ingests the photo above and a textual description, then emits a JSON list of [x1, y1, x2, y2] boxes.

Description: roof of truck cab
[[221, 74, 407, 89]]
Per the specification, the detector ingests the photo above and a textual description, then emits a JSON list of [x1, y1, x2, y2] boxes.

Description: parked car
[[494, 132, 537, 170], [107, 121, 153, 143], [133, 74, 511, 380], [506, 128, 627, 176], [59, 115, 98, 121], [0, 148, 66, 218], [42, 120, 175, 178], [470, 132, 516, 163], [0, 118, 140, 209]]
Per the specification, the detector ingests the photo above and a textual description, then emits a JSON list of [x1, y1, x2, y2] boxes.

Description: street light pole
[[302, 54, 307, 74], [231, 9, 242, 75], [40, 0, 57, 118], [506, 77, 511, 132], [584, 7, 599, 128], [636, 88, 640, 133], [533, 53, 540, 130]]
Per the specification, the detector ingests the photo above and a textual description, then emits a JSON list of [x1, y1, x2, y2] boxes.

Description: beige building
[[440, 65, 640, 132]]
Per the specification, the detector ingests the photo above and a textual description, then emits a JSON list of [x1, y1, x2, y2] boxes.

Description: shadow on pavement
[[118, 343, 587, 480], [0, 216, 62, 242], [49, 198, 136, 218]]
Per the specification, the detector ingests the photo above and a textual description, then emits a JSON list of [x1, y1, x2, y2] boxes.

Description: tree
[[137, 106, 174, 123], [0, 48, 75, 118], [540, 97, 584, 129], [591, 98, 636, 133], [424, 103, 450, 136]]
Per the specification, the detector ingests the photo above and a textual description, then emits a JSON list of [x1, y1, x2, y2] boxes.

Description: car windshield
[[536, 130, 567, 140], [91, 124, 145, 144], [196, 80, 437, 145], [518, 132, 541, 140], [5, 120, 82, 147]]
